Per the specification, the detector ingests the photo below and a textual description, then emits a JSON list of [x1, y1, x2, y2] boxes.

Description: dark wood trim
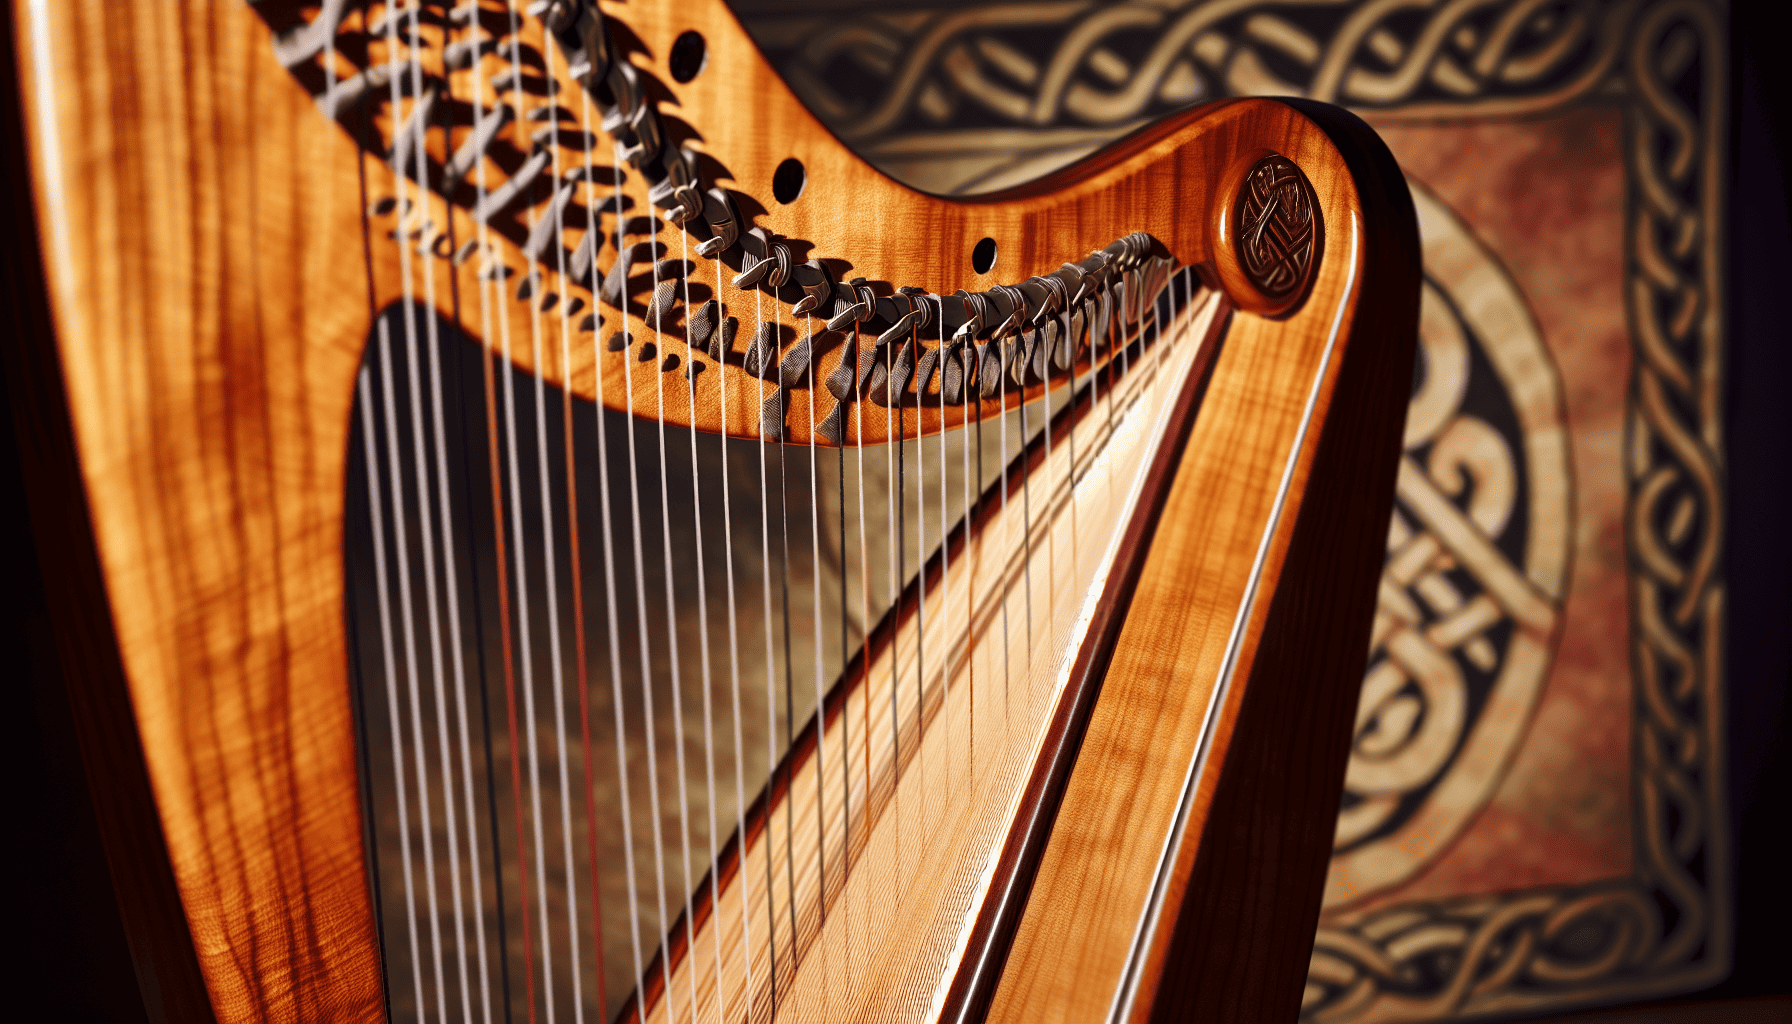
[[1140, 98, 1419, 1023], [616, 289, 1216, 1024], [939, 295, 1229, 1024]]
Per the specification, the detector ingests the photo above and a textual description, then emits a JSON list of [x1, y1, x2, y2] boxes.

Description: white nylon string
[[852, 322, 873, 991], [884, 329, 902, 899], [716, 255, 755, 1021], [1064, 303, 1079, 683], [1102, 292, 1117, 527], [805, 312, 829, 1001], [397, 3, 478, 1006], [754, 286, 783, 1008], [650, 220, 701, 1024], [960, 329, 975, 779], [494, 3, 558, 1013], [539, 38, 587, 1024], [587, 115, 648, 1001], [446, 3, 496, 1017], [935, 301, 952, 802], [997, 341, 1011, 725], [360, 365, 430, 1024], [466, 17, 509, 1023], [1025, 337, 1039, 688], [773, 303, 799, 975], [681, 227, 726, 1023], [379, 7, 448, 1015], [914, 315, 929, 848], [1040, 317, 1055, 695], [612, 145, 677, 1013]]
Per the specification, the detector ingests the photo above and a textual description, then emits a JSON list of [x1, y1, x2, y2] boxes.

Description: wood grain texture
[[2, 3, 216, 1017], [15, 2, 385, 1019], [14, 0, 1414, 1020], [985, 106, 1418, 1024], [243, 0, 1333, 447], [1135, 101, 1418, 1024], [620, 292, 1229, 1024]]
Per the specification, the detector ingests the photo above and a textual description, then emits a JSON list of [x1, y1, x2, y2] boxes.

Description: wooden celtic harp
[[6, 1, 1418, 1022]]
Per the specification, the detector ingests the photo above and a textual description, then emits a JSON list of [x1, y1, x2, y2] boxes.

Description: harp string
[[773, 301, 799, 1009], [341, 11, 1212, 1019], [914, 307, 930, 858], [558, 77, 609, 1021], [935, 298, 953, 872], [836, 423, 853, 1006], [886, 323, 903, 906], [379, 6, 451, 1017], [404, 9, 483, 1018], [645, 138, 700, 1024], [682, 215, 725, 1024], [964, 317, 977, 785], [477, 62, 531, 1024], [852, 318, 873, 1002], [803, 309, 830, 1017], [487, 0, 566, 1012], [437, 5, 500, 1018], [359, 362, 429, 1022], [749, 285, 778, 1015], [528, 28, 587, 1024], [613, 121, 680, 1023], [714, 252, 755, 1024]]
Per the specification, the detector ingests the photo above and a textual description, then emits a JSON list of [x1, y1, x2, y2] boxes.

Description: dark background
[[2, 3, 1785, 1020]]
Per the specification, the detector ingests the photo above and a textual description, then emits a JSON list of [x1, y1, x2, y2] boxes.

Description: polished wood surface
[[0, 3, 215, 1015], [15, 2, 385, 1019], [985, 101, 1416, 1024], [619, 291, 1230, 1024], [13, 0, 1415, 1020]]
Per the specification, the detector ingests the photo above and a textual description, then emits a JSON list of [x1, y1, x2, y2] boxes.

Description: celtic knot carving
[[1235, 155, 1316, 298], [1324, 184, 1571, 917], [735, 0, 1633, 196], [734, 0, 1733, 1019], [1306, 885, 1666, 1020]]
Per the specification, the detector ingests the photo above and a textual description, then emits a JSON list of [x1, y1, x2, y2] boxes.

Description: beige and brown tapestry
[[730, 0, 1732, 1018]]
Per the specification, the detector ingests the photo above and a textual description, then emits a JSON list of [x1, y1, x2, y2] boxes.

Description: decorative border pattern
[[733, 0, 1731, 1017]]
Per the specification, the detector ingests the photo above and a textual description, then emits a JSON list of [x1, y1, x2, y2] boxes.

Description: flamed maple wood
[[11, 0, 1415, 1021]]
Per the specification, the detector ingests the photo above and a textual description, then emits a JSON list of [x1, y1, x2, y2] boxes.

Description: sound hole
[[971, 237, 998, 274], [772, 157, 806, 204], [669, 30, 707, 83]]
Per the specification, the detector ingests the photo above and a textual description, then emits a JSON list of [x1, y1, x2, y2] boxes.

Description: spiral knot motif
[[1236, 155, 1317, 299]]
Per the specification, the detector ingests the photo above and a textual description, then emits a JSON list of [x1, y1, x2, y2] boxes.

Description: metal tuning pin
[[696, 187, 740, 257], [874, 306, 927, 348], [825, 278, 875, 330], [988, 283, 1030, 339], [732, 228, 773, 289], [649, 146, 703, 224], [953, 289, 992, 342], [538, 0, 612, 87], [791, 261, 834, 316], [732, 229, 792, 291]]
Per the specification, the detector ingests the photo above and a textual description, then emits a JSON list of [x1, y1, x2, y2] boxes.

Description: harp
[[6, 1, 1417, 1022]]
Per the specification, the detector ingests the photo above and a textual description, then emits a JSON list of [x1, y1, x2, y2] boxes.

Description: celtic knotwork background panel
[[729, 0, 1731, 1018]]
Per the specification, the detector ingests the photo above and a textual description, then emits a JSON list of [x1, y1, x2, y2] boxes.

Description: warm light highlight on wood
[[14, 0, 1415, 1020]]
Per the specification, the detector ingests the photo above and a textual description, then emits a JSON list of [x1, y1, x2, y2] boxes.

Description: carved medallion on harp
[[16, 0, 1415, 1018], [1237, 155, 1318, 300]]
